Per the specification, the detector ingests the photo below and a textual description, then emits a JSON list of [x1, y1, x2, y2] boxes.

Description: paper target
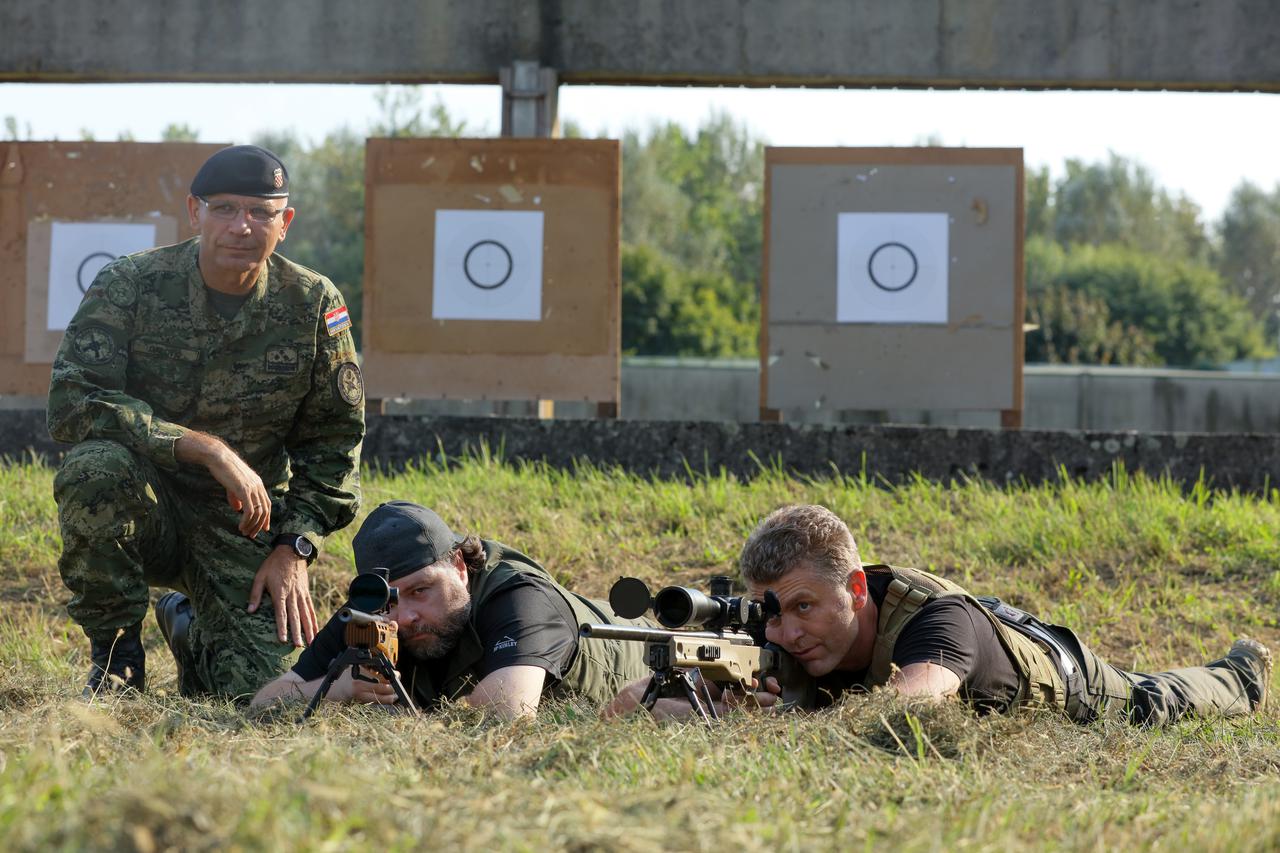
[[47, 222, 157, 331], [432, 210, 544, 321], [836, 212, 949, 324]]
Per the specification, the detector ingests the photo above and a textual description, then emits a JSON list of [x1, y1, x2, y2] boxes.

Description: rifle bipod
[[299, 646, 419, 721], [640, 667, 720, 726]]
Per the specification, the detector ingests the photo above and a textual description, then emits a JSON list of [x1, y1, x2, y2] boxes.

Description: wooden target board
[[362, 138, 621, 405], [762, 147, 1025, 422], [0, 141, 226, 396]]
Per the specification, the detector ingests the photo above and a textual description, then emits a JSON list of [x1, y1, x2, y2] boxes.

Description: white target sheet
[[432, 210, 544, 321], [47, 221, 157, 330], [836, 212, 949, 324]]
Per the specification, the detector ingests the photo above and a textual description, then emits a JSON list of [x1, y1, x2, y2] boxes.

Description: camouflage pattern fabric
[[54, 440, 299, 698], [48, 238, 365, 698]]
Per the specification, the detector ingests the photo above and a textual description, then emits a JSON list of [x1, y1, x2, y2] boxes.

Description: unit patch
[[335, 361, 364, 406], [72, 325, 116, 365], [325, 306, 352, 337], [105, 277, 137, 309], [265, 345, 300, 374]]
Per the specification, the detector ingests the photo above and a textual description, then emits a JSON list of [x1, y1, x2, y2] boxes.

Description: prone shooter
[[300, 568, 417, 720]]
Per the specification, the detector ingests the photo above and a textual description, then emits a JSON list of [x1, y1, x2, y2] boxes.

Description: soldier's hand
[[176, 432, 272, 537], [719, 676, 782, 713], [247, 546, 319, 646], [212, 452, 272, 538], [349, 666, 401, 705]]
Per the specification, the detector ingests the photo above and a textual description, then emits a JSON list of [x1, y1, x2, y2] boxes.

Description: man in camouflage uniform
[[607, 504, 1272, 725], [48, 145, 365, 701]]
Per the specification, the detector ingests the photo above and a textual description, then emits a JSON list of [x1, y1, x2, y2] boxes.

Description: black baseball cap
[[190, 144, 290, 198], [352, 501, 463, 580]]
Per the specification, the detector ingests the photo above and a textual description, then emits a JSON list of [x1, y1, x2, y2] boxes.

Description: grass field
[[2, 454, 1280, 851]]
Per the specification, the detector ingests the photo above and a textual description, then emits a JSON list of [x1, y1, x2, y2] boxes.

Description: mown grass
[[2, 453, 1280, 851]]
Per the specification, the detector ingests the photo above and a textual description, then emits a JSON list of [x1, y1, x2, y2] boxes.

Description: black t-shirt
[[293, 572, 580, 704], [815, 572, 1022, 713]]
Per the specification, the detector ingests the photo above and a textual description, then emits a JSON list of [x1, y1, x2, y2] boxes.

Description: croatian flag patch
[[325, 306, 352, 337]]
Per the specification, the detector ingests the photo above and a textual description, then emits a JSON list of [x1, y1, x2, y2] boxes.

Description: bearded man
[[252, 501, 651, 718]]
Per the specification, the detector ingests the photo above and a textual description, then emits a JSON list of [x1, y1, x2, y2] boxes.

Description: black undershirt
[[814, 572, 1022, 713], [293, 572, 580, 707]]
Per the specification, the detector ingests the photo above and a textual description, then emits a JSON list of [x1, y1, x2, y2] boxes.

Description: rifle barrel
[[339, 607, 387, 625], [579, 623, 756, 645]]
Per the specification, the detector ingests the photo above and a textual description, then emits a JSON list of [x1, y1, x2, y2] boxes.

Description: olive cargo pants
[[54, 440, 298, 700], [1063, 630, 1263, 725]]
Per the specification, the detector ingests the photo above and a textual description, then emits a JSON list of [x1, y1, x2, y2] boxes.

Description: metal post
[[499, 61, 559, 139]]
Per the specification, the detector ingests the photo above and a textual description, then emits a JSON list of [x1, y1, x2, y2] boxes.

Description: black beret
[[190, 144, 289, 198]]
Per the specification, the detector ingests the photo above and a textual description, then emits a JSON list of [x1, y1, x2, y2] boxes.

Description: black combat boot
[[83, 624, 146, 698], [155, 591, 194, 686]]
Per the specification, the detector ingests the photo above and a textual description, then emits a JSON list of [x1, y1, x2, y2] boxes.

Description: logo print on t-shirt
[[493, 636, 517, 652]]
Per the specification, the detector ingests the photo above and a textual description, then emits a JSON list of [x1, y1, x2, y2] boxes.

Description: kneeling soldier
[[253, 502, 652, 718], [49, 145, 363, 701], [606, 504, 1271, 725]]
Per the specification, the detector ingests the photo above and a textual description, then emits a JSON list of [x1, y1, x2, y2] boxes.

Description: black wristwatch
[[273, 533, 316, 563]]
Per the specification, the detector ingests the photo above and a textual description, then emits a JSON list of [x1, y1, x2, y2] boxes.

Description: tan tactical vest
[[864, 564, 1068, 713]]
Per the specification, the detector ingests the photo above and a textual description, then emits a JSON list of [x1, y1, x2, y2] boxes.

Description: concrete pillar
[[499, 61, 559, 138]]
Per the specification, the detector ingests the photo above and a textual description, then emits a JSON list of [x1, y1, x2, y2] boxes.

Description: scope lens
[[653, 586, 725, 629]]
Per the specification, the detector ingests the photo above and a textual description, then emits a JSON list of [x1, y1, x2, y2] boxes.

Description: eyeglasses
[[198, 197, 287, 224]]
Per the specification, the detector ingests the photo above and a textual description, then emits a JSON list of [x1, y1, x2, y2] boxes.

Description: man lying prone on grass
[[252, 501, 652, 718], [604, 504, 1272, 725]]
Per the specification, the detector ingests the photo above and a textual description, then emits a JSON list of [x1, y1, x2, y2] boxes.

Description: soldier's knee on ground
[[54, 440, 155, 540]]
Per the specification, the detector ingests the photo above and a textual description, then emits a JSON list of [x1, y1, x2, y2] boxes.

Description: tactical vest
[[863, 564, 1069, 713], [426, 541, 652, 707]]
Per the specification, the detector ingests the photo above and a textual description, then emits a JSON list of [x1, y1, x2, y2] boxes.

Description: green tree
[[161, 123, 200, 142], [621, 244, 757, 357], [1052, 153, 1209, 264], [1216, 180, 1280, 341], [620, 113, 765, 356], [1026, 238, 1268, 368]]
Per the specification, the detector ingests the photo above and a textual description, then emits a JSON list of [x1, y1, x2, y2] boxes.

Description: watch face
[[294, 536, 315, 558]]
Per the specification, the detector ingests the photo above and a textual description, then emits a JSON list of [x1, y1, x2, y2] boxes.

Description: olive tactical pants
[[1064, 631, 1262, 725], [54, 440, 299, 700]]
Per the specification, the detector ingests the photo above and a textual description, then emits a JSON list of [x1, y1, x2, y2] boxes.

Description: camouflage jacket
[[47, 238, 364, 553]]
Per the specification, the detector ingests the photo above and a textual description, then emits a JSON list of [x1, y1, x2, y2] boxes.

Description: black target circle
[[77, 252, 117, 294], [463, 240, 514, 290], [867, 242, 919, 292]]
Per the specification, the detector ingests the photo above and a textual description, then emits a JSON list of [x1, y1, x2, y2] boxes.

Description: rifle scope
[[652, 576, 766, 631]]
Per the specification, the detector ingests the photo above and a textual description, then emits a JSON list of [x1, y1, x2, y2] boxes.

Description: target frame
[[762, 146, 1025, 421], [361, 137, 621, 405]]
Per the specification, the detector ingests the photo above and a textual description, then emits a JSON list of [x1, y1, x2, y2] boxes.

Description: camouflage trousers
[[54, 439, 298, 700], [1063, 630, 1260, 725]]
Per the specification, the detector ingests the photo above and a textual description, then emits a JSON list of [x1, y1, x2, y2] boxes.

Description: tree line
[[11, 90, 1279, 368]]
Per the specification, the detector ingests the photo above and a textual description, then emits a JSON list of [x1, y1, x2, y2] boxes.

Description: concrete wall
[[8, 360, 1280, 432], [381, 361, 1280, 434], [6, 408, 1280, 493], [4, 0, 1280, 91]]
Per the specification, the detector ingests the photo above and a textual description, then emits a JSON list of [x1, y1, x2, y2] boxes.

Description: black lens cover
[[347, 571, 392, 614]]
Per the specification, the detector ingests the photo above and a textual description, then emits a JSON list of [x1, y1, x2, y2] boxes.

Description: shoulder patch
[[71, 325, 116, 365], [334, 361, 364, 407], [105, 277, 137, 309], [325, 306, 352, 337]]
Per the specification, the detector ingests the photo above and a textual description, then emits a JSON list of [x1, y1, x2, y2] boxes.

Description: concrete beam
[[3, 0, 1279, 91]]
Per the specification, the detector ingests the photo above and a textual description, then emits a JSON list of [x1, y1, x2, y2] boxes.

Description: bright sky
[[4, 83, 1279, 222]]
